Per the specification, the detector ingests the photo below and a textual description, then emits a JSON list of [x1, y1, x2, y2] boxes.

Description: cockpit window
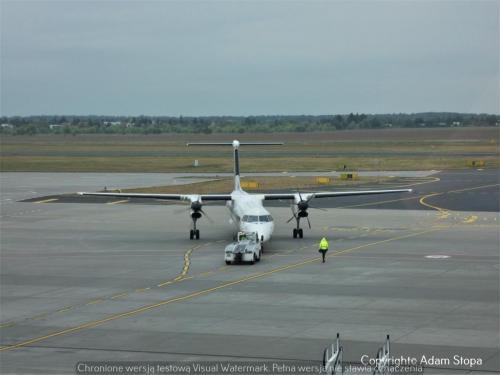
[[243, 215, 272, 223], [259, 215, 274, 222], [242, 215, 259, 223]]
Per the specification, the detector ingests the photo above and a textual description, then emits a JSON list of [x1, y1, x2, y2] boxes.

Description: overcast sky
[[1, 0, 498, 116]]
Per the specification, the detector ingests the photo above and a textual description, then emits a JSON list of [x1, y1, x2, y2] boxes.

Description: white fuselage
[[226, 189, 274, 243]]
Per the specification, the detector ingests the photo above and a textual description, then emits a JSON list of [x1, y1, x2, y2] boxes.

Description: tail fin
[[233, 141, 241, 190], [187, 140, 283, 191]]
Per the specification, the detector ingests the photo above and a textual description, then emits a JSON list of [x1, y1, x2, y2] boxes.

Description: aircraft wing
[[262, 188, 412, 200], [77, 192, 232, 202]]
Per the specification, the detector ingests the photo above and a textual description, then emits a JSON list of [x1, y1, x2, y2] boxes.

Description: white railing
[[373, 335, 390, 375], [323, 333, 343, 375]]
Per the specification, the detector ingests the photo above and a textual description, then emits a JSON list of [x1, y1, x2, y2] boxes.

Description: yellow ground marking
[[374, 176, 439, 187], [33, 198, 58, 204], [0, 322, 15, 328], [462, 215, 478, 224], [399, 176, 441, 187], [419, 193, 449, 219], [30, 314, 48, 320], [338, 195, 422, 209], [0, 226, 444, 352], [157, 281, 172, 287], [1, 243, 206, 327], [158, 245, 198, 283], [198, 271, 214, 277], [107, 199, 129, 205], [447, 183, 500, 194], [110, 292, 128, 299], [56, 307, 72, 313], [418, 182, 498, 221]]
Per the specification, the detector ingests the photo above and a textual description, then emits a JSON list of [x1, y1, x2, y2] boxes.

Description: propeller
[[306, 216, 312, 229], [199, 208, 214, 223], [286, 190, 326, 226], [286, 190, 310, 223], [286, 207, 297, 223]]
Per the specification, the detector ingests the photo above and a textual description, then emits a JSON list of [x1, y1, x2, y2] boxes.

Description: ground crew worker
[[319, 237, 329, 263]]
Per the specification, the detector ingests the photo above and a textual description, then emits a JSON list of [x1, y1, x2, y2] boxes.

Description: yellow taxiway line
[[462, 215, 478, 224], [447, 183, 500, 194], [0, 227, 443, 352], [419, 193, 450, 219], [338, 195, 422, 209]]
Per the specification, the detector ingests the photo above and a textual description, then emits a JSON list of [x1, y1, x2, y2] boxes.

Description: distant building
[[1, 123, 13, 129], [49, 124, 62, 130], [452, 121, 461, 126], [103, 121, 121, 126]]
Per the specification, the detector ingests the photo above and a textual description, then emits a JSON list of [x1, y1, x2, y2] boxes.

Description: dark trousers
[[319, 249, 328, 262]]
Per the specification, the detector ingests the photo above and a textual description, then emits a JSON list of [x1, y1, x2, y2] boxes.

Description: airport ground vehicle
[[224, 231, 261, 265]]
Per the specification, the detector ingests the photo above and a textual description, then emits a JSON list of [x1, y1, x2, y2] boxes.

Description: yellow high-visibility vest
[[319, 238, 329, 250]]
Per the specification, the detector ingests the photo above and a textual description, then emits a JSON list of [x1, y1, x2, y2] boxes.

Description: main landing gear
[[293, 228, 304, 239]]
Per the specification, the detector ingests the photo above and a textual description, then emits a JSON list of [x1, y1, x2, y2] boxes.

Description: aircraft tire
[[189, 230, 194, 240], [293, 229, 297, 238], [225, 260, 231, 265], [195, 229, 200, 240], [299, 229, 303, 238]]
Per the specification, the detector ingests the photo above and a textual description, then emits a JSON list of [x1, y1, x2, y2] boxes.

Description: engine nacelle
[[298, 210, 308, 218], [297, 201, 309, 212], [191, 201, 202, 219], [191, 211, 202, 219]]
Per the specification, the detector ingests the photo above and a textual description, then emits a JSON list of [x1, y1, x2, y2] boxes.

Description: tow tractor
[[224, 231, 262, 265]]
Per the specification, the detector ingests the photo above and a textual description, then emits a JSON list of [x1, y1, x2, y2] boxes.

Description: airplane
[[79, 140, 412, 248]]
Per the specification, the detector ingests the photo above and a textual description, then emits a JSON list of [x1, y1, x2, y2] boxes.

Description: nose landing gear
[[190, 229, 200, 240], [189, 216, 200, 240]]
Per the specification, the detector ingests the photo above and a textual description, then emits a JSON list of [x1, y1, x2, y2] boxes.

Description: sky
[[1, 0, 498, 116]]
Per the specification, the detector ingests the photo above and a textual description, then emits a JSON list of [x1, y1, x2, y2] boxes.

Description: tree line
[[1, 113, 498, 135]]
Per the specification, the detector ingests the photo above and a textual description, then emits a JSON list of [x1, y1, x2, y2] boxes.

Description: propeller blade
[[174, 206, 190, 214], [200, 209, 214, 223], [306, 216, 312, 229], [287, 202, 298, 223]]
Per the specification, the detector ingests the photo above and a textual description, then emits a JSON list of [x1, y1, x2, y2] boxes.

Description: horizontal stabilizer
[[186, 142, 284, 146]]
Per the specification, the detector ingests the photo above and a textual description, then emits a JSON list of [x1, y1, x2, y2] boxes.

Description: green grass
[[1, 129, 498, 172]]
